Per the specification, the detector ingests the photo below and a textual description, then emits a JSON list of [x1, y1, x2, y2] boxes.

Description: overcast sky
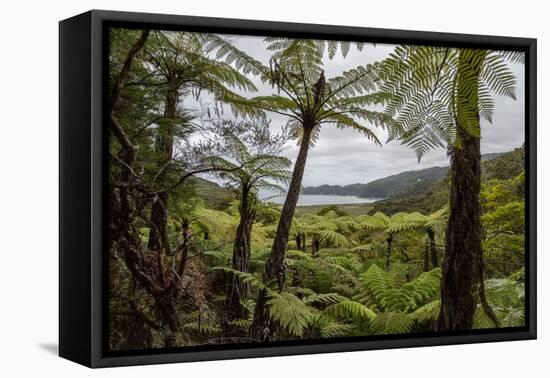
[[187, 34, 525, 187]]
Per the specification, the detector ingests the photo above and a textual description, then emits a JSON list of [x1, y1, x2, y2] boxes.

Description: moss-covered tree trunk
[[437, 49, 486, 331], [108, 29, 177, 348], [148, 85, 178, 253]]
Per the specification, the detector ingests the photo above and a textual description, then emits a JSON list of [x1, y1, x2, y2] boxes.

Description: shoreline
[[296, 201, 375, 207], [264, 194, 385, 208]]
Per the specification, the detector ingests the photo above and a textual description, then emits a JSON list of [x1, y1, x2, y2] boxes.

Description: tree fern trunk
[[428, 230, 438, 268], [385, 236, 393, 271], [225, 187, 254, 334], [296, 233, 302, 251], [423, 237, 430, 272], [313, 238, 320, 256], [437, 49, 486, 331], [249, 288, 272, 342], [266, 125, 314, 287], [250, 125, 314, 341]]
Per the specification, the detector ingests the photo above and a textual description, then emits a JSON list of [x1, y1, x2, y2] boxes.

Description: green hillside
[[187, 177, 235, 209], [303, 166, 448, 198], [482, 145, 525, 180], [370, 146, 524, 215], [303, 151, 504, 199]]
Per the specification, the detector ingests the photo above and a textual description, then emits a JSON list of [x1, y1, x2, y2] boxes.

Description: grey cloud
[[188, 35, 525, 187]]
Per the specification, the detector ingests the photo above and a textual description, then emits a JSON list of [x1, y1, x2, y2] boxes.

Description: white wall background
[[0, 0, 546, 376]]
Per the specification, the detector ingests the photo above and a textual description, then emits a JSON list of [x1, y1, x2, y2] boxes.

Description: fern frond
[[318, 230, 350, 247], [370, 312, 414, 334], [409, 299, 441, 322], [305, 292, 348, 307], [229, 319, 252, 329], [205, 34, 268, 77], [318, 300, 376, 326], [183, 322, 221, 334], [498, 50, 525, 64], [501, 308, 525, 327], [481, 51, 518, 99], [286, 249, 311, 258], [320, 255, 363, 273], [360, 265, 441, 313], [360, 264, 394, 310], [380, 44, 522, 159], [473, 307, 497, 329], [266, 292, 313, 336], [212, 267, 270, 293], [320, 322, 354, 338], [398, 268, 442, 312]]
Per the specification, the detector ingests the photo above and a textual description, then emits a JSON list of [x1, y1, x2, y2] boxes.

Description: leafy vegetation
[[107, 28, 525, 351], [379, 44, 523, 330]]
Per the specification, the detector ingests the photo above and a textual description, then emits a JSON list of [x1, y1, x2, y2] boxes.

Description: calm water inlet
[[265, 194, 382, 206]]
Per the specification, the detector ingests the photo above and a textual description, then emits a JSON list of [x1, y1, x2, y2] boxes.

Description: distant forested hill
[[188, 177, 234, 208], [189, 147, 523, 211], [303, 150, 514, 199], [482, 145, 525, 180], [369, 146, 524, 215], [303, 166, 449, 198]]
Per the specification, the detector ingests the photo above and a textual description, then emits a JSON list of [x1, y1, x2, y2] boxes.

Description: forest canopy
[[107, 28, 526, 351]]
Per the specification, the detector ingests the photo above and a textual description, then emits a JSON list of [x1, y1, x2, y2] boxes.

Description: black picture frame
[[59, 9, 537, 368]]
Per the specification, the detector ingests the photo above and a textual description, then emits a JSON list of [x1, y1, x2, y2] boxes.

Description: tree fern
[[356, 212, 422, 252], [380, 45, 521, 159], [424, 207, 448, 234], [398, 268, 442, 312], [360, 264, 441, 313], [359, 264, 394, 309], [318, 230, 350, 248], [211, 35, 394, 148]]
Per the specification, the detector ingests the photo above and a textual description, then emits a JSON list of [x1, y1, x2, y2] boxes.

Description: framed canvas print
[[59, 10, 537, 368]]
